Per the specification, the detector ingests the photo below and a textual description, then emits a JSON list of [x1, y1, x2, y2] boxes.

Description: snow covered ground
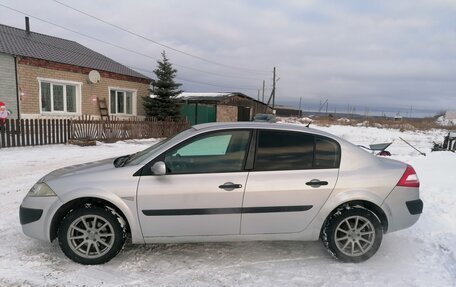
[[0, 124, 455, 287]]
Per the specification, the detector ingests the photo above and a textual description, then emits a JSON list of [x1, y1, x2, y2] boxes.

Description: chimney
[[25, 17, 30, 34]]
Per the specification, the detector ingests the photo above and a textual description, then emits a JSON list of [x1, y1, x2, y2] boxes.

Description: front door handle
[[219, 182, 243, 190], [306, 179, 328, 188]]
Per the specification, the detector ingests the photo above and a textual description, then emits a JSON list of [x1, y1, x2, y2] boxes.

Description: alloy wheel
[[334, 215, 376, 257], [67, 215, 115, 259]]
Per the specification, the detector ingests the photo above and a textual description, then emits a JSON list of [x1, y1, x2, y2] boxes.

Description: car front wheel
[[58, 206, 126, 265], [322, 208, 383, 263]]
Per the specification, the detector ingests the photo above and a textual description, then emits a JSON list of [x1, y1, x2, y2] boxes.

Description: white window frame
[[38, 77, 82, 115], [108, 87, 137, 116]]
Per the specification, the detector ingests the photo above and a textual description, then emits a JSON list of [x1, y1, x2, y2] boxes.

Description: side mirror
[[150, 161, 166, 175]]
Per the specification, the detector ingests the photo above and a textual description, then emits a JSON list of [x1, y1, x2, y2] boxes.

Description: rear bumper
[[381, 186, 422, 233]]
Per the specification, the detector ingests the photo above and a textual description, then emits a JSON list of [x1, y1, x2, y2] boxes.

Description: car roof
[[192, 121, 337, 139]]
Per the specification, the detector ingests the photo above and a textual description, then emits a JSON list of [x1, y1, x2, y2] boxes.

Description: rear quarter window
[[314, 136, 340, 169]]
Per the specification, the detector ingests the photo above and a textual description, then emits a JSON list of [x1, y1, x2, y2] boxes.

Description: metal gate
[[180, 103, 216, 125]]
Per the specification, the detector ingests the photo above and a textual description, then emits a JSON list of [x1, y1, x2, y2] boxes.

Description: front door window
[[164, 130, 251, 174]]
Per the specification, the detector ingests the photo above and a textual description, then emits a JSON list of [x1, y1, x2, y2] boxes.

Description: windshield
[[123, 128, 195, 166]]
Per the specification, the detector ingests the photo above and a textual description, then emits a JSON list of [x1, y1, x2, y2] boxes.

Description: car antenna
[[305, 121, 312, 128]]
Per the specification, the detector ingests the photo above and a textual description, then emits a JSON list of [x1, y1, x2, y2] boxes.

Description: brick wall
[[17, 57, 150, 118], [216, 105, 237, 122]]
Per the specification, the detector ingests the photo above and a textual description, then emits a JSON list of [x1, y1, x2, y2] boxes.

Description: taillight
[[397, 165, 420, 188]]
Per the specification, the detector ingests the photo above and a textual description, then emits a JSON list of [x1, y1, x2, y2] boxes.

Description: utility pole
[[257, 89, 260, 101], [262, 80, 265, 103], [272, 67, 276, 110], [319, 99, 328, 113], [265, 67, 277, 113]]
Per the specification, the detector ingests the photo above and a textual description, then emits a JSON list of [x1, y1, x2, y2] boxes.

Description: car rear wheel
[[58, 206, 126, 265], [322, 208, 383, 263]]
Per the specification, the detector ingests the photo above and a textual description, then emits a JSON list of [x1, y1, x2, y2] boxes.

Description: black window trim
[[135, 128, 341, 176]]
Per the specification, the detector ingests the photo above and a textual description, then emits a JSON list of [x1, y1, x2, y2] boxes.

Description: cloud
[[0, 0, 454, 113]]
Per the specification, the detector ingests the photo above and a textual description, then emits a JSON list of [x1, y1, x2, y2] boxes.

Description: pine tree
[[143, 51, 182, 120]]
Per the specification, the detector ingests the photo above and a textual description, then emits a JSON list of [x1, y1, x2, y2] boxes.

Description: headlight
[[27, 183, 57, 197]]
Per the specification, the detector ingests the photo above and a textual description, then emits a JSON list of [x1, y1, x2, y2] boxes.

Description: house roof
[[174, 92, 270, 107], [175, 92, 233, 101], [274, 105, 301, 111], [0, 23, 150, 80]]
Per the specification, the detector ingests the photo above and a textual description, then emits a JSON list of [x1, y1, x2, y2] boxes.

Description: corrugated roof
[[0, 23, 150, 80], [172, 92, 270, 107], [175, 92, 232, 100]]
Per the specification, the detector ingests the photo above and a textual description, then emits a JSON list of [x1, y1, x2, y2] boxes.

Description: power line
[[52, 0, 270, 74], [0, 3, 264, 82], [0, 27, 259, 93], [133, 66, 259, 91]]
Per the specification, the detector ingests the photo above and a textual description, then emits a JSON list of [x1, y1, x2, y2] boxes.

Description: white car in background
[[20, 122, 423, 264]]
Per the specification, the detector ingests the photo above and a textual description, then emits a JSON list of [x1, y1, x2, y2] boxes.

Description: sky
[[0, 0, 455, 115]]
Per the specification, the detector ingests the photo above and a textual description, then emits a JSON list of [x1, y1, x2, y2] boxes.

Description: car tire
[[322, 208, 383, 263], [58, 205, 126, 265]]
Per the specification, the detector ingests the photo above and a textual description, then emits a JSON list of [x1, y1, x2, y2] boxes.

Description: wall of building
[[216, 105, 237, 122], [221, 95, 270, 119], [445, 111, 456, 120], [275, 107, 302, 117], [0, 53, 18, 118], [16, 57, 150, 118]]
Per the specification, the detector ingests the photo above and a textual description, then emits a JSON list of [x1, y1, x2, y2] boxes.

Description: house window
[[110, 88, 135, 115], [39, 79, 80, 114]]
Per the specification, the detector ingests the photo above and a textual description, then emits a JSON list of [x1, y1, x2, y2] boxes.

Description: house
[[175, 92, 271, 125], [444, 111, 456, 121], [0, 19, 151, 119]]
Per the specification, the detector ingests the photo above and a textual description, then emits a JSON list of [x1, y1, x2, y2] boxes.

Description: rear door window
[[254, 130, 314, 171], [254, 130, 340, 171]]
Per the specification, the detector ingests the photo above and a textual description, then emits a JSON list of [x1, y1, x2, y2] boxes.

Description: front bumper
[[20, 195, 63, 242], [381, 186, 422, 233]]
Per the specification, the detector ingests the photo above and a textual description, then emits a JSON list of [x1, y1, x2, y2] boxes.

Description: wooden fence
[[70, 116, 188, 142], [0, 116, 189, 149], [0, 118, 70, 148]]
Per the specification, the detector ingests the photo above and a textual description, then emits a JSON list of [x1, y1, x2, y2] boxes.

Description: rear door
[[241, 130, 340, 234]]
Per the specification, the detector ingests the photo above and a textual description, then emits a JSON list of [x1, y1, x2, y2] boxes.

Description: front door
[[137, 129, 252, 237], [241, 130, 340, 234]]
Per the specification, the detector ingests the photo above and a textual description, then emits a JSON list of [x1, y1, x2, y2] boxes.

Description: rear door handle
[[306, 179, 328, 188], [219, 182, 243, 190]]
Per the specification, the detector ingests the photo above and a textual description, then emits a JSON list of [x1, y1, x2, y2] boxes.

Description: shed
[[275, 105, 302, 117], [444, 111, 456, 120], [175, 92, 271, 125]]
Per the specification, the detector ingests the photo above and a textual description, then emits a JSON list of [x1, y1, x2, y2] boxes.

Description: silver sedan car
[[19, 122, 423, 265]]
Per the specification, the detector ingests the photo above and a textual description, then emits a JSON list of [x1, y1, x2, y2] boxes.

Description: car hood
[[41, 157, 116, 182]]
